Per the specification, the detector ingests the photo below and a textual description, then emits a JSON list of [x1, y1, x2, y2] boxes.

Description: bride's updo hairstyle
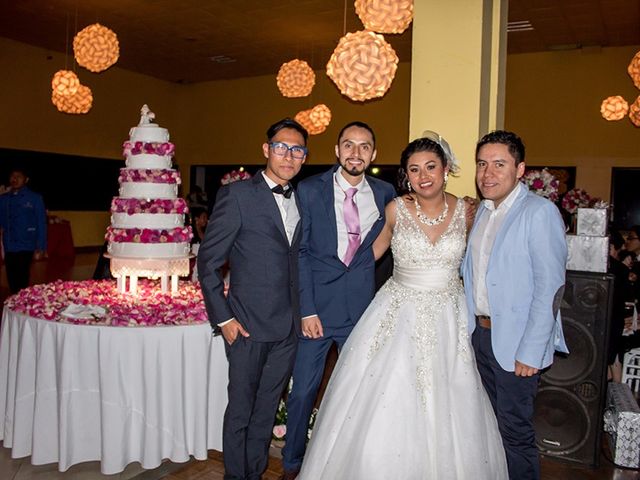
[[397, 137, 446, 195]]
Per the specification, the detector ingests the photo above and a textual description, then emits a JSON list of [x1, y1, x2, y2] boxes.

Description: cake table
[[0, 279, 228, 474]]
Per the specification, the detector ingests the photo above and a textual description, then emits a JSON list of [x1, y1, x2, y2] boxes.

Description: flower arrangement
[[5, 279, 208, 326], [221, 169, 252, 185], [106, 226, 193, 243], [272, 378, 319, 441], [122, 141, 175, 157], [561, 188, 592, 214], [521, 168, 560, 202], [119, 168, 181, 184], [111, 198, 189, 215]]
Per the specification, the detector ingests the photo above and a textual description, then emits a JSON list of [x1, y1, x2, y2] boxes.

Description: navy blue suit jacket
[[297, 166, 396, 329], [197, 172, 301, 341]]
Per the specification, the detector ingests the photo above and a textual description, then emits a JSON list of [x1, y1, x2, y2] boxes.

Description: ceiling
[[1, 0, 639, 84]]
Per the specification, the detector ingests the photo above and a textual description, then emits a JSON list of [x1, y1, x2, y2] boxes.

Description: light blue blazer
[[461, 185, 569, 372]]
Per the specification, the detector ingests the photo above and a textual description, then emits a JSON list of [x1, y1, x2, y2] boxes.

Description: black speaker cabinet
[[534, 270, 614, 467]]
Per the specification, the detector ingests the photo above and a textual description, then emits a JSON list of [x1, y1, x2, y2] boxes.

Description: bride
[[298, 134, 508, 479]]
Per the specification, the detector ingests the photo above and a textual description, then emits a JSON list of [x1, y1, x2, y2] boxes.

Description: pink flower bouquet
[[561, 188, 592, 214], [521, 168, 559, 202], [221, 169, 252, 185]]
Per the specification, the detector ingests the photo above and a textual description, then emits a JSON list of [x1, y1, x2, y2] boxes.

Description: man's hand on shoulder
[[221, 319, 250, 345], [514, 360, 539, 377], [302, 315, 324, 339]]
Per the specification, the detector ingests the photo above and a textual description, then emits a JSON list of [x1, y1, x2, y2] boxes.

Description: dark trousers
[[4, 250, 34, 294], [472, 325, 541, 480], [223, 328, 297, 480], [282, 324, 352, 472]]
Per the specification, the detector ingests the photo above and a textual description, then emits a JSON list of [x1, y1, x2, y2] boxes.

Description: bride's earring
[[407, 181, 412, 192], [444, 172, 449, 185]]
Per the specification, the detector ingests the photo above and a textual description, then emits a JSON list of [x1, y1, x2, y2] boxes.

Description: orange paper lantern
[[52, 84, 93, 114], [295, 104, 332, 135], [326, 30, 398, 102], [73, 23, 119, 73], [629, 96, 640, 127], [628, 51, 640, 90], [600, 95, 629, 121], [277, 59, 316, 97], [355, 0, 414, 34], [51, 70, 80, 96]]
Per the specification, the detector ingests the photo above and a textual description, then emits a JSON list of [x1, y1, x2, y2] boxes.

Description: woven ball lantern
[[355, 0, 414, 34], [600, 96, 629, 121], [629, 96, 640, 127], [52, 84, 93, 114], [326, 30, 398, 102], [73, 23, 119, 73], [51, 70, 80, 96], [295, 105, 331, 136], [628, 51, 640, 90], [277, 59, 316, 97]]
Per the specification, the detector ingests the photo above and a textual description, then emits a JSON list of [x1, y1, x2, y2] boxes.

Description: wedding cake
[[105, 105, 192, 294]]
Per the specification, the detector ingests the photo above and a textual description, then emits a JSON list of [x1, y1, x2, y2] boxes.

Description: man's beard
[[341, 159, 365, 176]]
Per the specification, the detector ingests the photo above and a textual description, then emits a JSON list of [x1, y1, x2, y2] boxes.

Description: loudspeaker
[[534, 270, 614, 467]]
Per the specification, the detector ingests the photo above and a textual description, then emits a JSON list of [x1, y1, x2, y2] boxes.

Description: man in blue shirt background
[[0, 167, 47, 293]]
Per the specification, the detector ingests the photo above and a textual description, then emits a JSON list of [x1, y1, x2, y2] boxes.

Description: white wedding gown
[[298, 198, 508, 480]]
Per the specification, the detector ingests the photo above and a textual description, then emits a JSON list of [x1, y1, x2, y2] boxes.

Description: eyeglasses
[[269, 142, 307, 160]]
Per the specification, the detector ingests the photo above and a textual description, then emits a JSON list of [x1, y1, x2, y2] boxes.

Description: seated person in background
[[189, 206, 209, 282], [0, 167, 47, 294], [608, 231, 633, 381]]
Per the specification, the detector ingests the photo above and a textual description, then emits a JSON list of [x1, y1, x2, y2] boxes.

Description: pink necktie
[[343, 187, 361, 266]]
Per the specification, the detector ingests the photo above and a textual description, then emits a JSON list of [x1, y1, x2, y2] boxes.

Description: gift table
[[0, 279, 228, 474]]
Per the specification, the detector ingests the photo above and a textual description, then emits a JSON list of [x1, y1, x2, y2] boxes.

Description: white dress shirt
[[333, 168, 378, 262], [470, 182, 524, 316], [261, 171, 299, 245]]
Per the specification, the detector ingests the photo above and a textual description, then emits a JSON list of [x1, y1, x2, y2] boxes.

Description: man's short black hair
[[266, 118, 309, 144], [476, 130, 525, 165], [337, 121, 376, 148]]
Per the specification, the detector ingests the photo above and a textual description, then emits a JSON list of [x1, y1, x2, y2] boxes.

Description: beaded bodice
[[391, 196, 466, 272]]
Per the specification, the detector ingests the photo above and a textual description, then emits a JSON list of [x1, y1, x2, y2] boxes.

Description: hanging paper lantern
[[276, 59, 316, 97], [309, 104, 332, 128], [51, 70, 80, 96], [52, 84, 93, 114], [326, 30, 398, 102], [600, 95, 629, 121], [629, 96, 640, 127], [628, 51, 640, 90], [355, 0, 414, 34], [295, 104, 332, 135], [73, 23, 119, 73]]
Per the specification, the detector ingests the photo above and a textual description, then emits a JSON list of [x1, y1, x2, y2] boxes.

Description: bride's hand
[[302, 315, 324, 339]]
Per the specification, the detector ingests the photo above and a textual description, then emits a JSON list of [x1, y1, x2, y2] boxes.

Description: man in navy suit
[[280, 122, 396, 479], [198, 118, 308, 480]]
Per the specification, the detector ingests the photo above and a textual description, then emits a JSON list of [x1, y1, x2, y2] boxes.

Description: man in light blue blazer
[[461, 130, 568, 480]]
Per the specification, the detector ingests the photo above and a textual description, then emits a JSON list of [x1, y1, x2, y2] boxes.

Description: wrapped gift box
[[603, 382, 640, 468], [566, 234, 608, 273], [576, 208, 608, 237]]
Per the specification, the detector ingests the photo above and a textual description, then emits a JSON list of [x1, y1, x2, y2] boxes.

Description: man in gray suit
[[198, 118, 308, 480]]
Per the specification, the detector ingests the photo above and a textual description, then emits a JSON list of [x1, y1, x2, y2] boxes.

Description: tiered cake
[[105, 105, 192, 294]]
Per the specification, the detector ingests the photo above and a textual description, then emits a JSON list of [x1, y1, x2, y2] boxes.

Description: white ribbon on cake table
[[0, 309, 229, 474]]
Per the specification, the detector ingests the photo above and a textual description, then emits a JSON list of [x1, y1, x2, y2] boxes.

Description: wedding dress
[[298, 198, 508, 480]]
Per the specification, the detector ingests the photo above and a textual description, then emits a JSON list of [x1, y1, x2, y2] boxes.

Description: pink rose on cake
[[111, 198, 189, 215], [118, 168, 181, 184], [123, 141, 175, 157], [106, 226, 193, 243]]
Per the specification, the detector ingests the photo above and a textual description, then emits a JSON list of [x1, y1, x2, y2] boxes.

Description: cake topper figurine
[[139, 104, 155, 125]]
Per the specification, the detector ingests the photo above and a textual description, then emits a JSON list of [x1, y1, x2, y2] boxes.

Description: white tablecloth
[[0, 308, 229, 474]]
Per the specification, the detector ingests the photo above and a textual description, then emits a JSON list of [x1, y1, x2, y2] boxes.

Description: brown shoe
[[278, 470, 300, 480]]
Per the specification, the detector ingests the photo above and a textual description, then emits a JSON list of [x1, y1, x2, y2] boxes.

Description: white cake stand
[[105, 255, 193, 296]]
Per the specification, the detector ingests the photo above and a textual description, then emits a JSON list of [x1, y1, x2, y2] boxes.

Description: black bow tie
[[272, 184, 293, 199]]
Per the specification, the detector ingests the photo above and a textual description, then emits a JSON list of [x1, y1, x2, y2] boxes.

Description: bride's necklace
[[414, 193, 448, 226]]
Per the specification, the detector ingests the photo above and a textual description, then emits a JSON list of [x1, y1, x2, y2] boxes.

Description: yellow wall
[[505, 46, 640, 200], [1, 36, 639, 246]]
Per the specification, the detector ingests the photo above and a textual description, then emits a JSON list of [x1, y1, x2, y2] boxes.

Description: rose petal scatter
[[277, 59, 316, 98], [355, 0, 414, 34], [600, 96, 629, 121], [5, 279, 208, 326], [73, 23, 120, 73], [326, 30, 399, 102]]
